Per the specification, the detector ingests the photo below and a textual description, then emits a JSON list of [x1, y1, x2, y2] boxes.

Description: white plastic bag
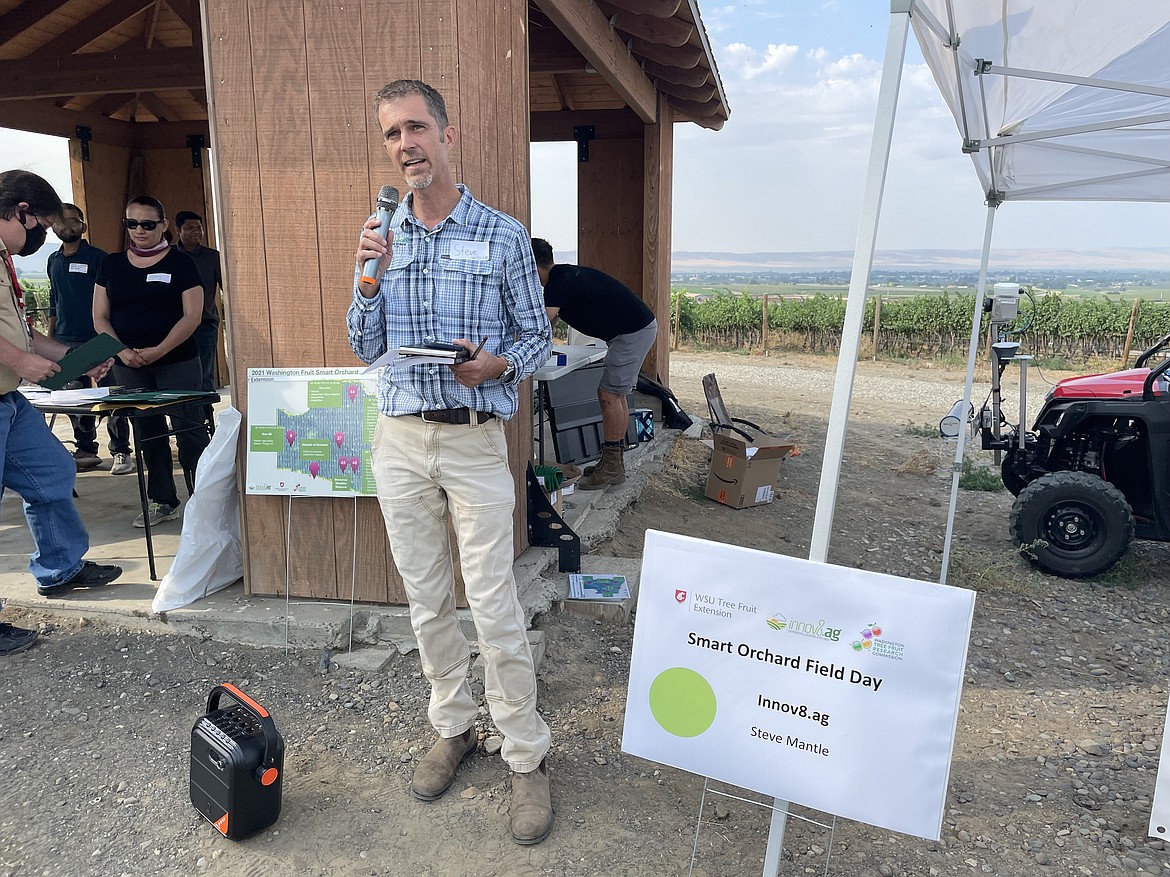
[[153, 406, 244, 612]]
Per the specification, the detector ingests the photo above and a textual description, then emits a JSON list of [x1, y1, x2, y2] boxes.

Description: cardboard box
[[704, 432, 796, 509]]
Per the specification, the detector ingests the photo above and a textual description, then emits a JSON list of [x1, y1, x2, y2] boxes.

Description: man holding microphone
[[346, 80, 554, 845]]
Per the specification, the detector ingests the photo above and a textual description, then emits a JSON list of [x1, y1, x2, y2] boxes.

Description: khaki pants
[[371, 413, 550, 772]]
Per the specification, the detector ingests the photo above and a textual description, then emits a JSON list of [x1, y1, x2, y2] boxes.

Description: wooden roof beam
[[0, 46, 204, 100], [653, 78, 715, 104], [137, 90, 175, 121], [598, 3, 694, 46], [627, 35, 703, 69], [640, 57, 709, 87], [667, 95, 726, 129], [0, 97, 208, 148], [164, 0, 199, 35], [89, 91, 138, 117], [29, 0, 157, 60], [531, 107, 645, 142], [0, 0, 72, 51], [532, 0, 657, 124], [552, 74, 576, 111], [602, 0, 682, 16]]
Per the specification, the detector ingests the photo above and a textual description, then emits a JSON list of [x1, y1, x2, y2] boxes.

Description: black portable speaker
[[189, 683, 285, 840]]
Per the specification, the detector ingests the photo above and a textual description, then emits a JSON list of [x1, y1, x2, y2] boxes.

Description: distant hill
[[670, 247, 1170, 271]]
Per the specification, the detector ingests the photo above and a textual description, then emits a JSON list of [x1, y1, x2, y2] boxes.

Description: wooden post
[[672, 290, 681, 350], [872, 294, 881, 361], [1121, 298, 1140, 366], [761, 293, 769, 356]]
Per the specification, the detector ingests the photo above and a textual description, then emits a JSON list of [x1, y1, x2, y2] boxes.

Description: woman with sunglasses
[[93, 196, 209, 528]]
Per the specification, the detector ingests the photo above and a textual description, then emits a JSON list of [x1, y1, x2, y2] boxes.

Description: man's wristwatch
[[499, 356, 516, 383]]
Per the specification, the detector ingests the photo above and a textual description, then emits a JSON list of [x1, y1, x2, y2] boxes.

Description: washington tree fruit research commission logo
[[649, 667, 717, 737], [850, 622, 906, 660]]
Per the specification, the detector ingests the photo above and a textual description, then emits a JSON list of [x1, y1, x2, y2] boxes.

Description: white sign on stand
[[622, 531, 975, 840], [1148, 697, 1170, 838]]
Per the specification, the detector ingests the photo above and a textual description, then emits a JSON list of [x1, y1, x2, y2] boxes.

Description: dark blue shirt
[[47, 240, 107, 344], [173, 244, 222, 325]]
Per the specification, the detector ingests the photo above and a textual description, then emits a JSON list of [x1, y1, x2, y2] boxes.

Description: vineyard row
[[671, 290, 1170, 361]]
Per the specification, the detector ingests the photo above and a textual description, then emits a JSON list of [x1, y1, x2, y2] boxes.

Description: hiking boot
[[410, 728, 477, 801], [110, 452, 135, 475], [0, 622, 38, 656], [578, 446, 625, 490], [36, 561, 122, 597], [133, 502, 180, 528], [72, 449, 101, 470], [509, 759, 553, 845]]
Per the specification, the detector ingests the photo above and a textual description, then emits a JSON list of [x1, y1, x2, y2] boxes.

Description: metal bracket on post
[[186, 134, 206, 168], [525, 463, 580, 573], [573, 125, 595, 163], [75, 125, 93, 162]]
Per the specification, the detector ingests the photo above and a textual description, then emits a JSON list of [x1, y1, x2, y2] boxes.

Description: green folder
[[38, 333, 126, 391]]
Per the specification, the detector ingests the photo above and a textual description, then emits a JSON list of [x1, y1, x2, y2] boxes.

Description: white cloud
[[723, 42, 800, 80]]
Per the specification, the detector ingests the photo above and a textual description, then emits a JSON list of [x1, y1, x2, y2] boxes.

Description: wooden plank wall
[[143, 149, 208, 235], [68, 140, 131, 255], [578, 137, 646, 307], [643, 96, 673, 383], [205, 0, 533, 602], [67, 142, 208, 259]]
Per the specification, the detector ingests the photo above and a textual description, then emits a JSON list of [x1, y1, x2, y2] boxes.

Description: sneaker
[[36, 561, 122, 597], [110, 452, 135, 475], [72, 449, 101, 470], [0, 622, 38, 655], [133, 502, 180, 528]]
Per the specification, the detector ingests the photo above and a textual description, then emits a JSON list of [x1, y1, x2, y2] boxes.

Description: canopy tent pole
[[939, 201, 998, 586], [806, 1, 911, 565], [760, 4, 912, 874]]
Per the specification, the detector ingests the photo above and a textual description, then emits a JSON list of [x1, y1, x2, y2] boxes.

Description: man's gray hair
[[372, 79, 450, 129]]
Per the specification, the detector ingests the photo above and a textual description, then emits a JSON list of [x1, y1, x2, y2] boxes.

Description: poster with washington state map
[[245, 367, 380, 496]]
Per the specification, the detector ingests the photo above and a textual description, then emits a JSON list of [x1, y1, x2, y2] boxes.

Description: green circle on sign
[[649, 667, 717, 738]]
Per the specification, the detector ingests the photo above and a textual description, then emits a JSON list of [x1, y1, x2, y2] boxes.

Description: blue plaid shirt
[[347, 186, 551, 421]]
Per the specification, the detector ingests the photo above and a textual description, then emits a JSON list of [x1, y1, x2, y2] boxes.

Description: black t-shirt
[[542, 265, 655, 342], [96, 249, 202, 366]]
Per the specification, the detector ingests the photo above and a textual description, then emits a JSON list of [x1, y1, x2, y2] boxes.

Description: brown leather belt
[[410, 408, 495, 425]]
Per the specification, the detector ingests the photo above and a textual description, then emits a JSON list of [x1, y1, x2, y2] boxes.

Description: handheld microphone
[[358, 184, 400, 291]]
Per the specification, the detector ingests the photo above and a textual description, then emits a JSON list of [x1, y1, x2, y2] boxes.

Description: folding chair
[[702, 372, 771, 442]]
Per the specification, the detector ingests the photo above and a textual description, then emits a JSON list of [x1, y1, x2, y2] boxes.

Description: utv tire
[[1010, 472, 1134, 578]]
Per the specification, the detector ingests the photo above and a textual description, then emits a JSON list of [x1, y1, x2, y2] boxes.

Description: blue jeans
[[0, 391, 89, 591]]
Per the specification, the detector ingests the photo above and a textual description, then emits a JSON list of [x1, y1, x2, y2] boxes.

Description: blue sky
[[5, 0, 1169, 259], [535, 0, 1170, 256]]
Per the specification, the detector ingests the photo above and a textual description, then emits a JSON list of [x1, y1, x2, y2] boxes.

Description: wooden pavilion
[[0, 0, 729, 603]]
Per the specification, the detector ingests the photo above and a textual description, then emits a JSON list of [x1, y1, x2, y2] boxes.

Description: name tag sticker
[[146, 273, 172, 283], [68, 263, 89, 274], [446, 240, 489, 261]]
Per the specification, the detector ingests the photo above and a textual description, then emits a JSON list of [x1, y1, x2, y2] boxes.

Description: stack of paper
[[48, 387, 111, 405]]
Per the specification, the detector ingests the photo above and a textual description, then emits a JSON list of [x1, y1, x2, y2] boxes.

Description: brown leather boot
[[509, 759, 553, 844], [410, 728, 477, 801], [578, 446, 625, 490]]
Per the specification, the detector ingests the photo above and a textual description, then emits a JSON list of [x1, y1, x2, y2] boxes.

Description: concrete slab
[[1, 393, 682, 653]]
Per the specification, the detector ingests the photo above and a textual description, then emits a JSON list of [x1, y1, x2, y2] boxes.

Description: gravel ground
[[3, 348, 1170, 877]]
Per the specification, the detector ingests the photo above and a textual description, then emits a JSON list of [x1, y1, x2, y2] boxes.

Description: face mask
[[16, 210, 47, 257]]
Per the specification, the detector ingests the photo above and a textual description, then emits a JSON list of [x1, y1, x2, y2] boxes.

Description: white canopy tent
[[761, 3, 1170, 873]]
